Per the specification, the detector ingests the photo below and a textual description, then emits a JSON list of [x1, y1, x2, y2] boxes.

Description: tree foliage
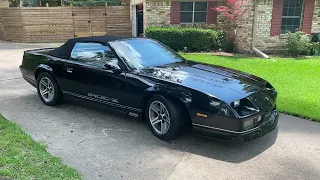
[[212, 0, 243, 24], [211, 0, 245, 52]]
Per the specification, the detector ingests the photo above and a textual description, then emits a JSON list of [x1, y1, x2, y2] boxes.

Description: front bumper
[[192, 109, 279, 143]]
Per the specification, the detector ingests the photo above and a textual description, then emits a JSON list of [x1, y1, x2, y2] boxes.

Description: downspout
[[252, 0, 270, 59]]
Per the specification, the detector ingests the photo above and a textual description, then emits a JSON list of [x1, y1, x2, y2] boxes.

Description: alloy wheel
[[39, 77, 55, 102], [149, 101, 171, 134]]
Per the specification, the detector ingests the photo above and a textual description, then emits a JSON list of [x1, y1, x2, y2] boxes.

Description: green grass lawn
[[0, 114, 82, 179], [182, 54, 320, 121]]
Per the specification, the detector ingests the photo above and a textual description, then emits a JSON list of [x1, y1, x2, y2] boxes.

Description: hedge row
[[145, 27, 227, 52]]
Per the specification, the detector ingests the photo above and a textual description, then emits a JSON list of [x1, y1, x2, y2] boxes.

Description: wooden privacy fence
[[0, 6, 132, 43]]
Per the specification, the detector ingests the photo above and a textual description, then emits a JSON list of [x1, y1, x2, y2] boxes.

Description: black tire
[[146, 95, 183, 141], [36, 72, 63, 106]]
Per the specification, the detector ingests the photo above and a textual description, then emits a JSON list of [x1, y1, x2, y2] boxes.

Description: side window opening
[[70, 42, 119, 68]]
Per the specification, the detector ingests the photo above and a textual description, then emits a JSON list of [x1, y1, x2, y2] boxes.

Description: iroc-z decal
[[88, 93, 119, 103]]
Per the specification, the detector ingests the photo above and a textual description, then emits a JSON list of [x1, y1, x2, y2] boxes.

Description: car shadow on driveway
[[51, 98, 278, 164], [171, 127, 278, 163], [3, 92, 278, 166]]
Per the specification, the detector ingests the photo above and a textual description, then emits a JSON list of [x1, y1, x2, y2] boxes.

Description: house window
[[180, 2, 207, 23], [281, 0, 304, 33]]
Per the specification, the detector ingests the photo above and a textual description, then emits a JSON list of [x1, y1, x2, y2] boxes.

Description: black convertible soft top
[[48, 35, 132, 59]]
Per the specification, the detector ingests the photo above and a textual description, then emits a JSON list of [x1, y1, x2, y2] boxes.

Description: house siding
[[302, 0, 316, 34], [270, 0, 284, 36], [170, 1, 180, 24], [207, 1, 218, 24]]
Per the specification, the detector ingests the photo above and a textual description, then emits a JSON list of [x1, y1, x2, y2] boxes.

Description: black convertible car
[[20, 36, 278, 143]]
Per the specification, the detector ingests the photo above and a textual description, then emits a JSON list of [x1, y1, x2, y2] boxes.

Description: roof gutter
[[252, 0, 270, 59]]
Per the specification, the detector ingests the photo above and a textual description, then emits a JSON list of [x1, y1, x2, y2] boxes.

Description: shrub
[[286, 32, 320, 56], [145, 27, 227, 52], [311, 33, 320, 43], [287, 31, 310, 56], [308, 42, 320, 56]]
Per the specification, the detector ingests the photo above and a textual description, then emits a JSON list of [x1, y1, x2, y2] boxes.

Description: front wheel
[[37, 72, 62, 106], [146, 95, 183, 141]]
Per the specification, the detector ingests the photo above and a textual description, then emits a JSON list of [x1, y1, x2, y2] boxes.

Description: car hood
[[137, 61, 267, 103]]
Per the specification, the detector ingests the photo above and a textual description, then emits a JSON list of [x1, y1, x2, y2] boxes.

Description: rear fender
[[34, 64, 54, 80]]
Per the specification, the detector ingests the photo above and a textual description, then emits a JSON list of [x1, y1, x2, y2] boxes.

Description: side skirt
[[62, 91, 143, 119]]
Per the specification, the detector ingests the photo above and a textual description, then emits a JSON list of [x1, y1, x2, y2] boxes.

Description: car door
[[60, 42, 135, 113]]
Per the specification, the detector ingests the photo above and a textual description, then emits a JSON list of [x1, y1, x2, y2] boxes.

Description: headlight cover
[[209, 99, 235, 117], [231, 98, 259, 117], [243, 119, 255, 129], [243, 115, 262, 130], [266, 82, 275, 91]]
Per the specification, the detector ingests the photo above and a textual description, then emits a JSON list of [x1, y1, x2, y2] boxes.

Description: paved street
[[0, 41, 320, 180]]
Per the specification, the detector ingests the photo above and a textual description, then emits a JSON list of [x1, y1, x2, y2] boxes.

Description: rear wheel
[[37, 72, 62, 106], [146, 95, 183, 140]]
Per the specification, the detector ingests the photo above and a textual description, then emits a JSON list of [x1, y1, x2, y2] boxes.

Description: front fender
[[143, 83, 193, 113]]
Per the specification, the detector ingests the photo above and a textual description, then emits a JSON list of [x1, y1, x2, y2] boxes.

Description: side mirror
[[103, 63, 122, 74]]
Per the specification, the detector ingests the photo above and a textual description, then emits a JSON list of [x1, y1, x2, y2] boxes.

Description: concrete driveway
[[0, 41, 320, 180]]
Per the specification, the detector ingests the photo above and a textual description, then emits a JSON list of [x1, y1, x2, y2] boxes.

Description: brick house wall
[[218, 0, 320, 53], [312, 1, 320, 33], [233, 0, 254, 53], [144, 0, 229, 33], [251, 0, 320, 52], [145, 1, 171, 28], [253, 0, 287, 52], [141, 0, 320, 53]]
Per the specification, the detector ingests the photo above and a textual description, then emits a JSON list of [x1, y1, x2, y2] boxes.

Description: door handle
[[65, 67, 73, 73]]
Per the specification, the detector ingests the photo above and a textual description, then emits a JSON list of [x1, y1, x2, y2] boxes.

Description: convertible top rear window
[[110, 39, 185, 69]]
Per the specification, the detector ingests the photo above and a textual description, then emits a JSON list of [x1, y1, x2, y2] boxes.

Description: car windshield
[[109, 39, 185, 69]]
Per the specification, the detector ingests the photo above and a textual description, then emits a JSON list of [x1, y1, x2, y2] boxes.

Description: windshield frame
[[108, 38, 186, 71]]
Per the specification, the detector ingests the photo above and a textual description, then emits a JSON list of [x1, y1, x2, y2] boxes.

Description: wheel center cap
[[159, 114, 166, 120]]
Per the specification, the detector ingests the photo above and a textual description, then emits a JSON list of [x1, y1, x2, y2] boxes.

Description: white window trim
[[180, 2, 208, 24]]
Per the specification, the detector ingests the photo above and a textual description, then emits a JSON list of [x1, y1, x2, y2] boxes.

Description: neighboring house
[[130, 0, 320, 53]]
